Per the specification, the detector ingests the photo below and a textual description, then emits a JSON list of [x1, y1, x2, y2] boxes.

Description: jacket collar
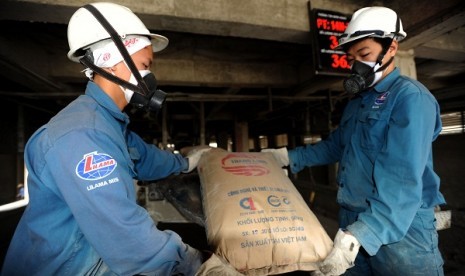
[[85, 81, 129, 123]]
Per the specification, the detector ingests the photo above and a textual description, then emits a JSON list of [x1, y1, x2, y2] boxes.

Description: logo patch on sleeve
[[75, 151, 117, 180]]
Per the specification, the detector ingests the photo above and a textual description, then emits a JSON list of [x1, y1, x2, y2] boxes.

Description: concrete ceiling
[[1, 0, 464, 147]]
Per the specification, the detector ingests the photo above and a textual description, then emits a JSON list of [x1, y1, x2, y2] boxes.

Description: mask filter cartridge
[[129, 71, 167, 112], [343, 57, 393, 94]]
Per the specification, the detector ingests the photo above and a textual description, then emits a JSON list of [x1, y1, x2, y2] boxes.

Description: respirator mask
[[343, 55, 394, 94], [343, 60, 383, 94], [78, 4, 166, 112], [127, 70, 166, 111]]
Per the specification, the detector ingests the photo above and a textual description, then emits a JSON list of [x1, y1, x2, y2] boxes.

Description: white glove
[[319, 229, 360, 275], [196, 253, 243, 276], [183, 147, 212, 173], [261, 147, 289, 167], [174, 244, 203, 276], [310, 270, 326, 276]]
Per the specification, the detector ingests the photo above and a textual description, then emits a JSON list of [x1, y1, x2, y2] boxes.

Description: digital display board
[[310, 9, 351, 76]]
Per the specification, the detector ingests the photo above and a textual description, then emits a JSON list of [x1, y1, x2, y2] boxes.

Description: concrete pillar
[[199, 102, 206, 146], [395, 49, 417, 80], [162, 104, 168, 149], [16, 105, 24, 186], [234, 121, 249, 152]]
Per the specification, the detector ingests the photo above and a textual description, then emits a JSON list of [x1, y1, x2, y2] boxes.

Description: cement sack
[[197, 151, 333, 275]]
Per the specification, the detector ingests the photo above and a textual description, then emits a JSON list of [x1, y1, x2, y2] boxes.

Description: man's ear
[[389, 40, 398, 55]]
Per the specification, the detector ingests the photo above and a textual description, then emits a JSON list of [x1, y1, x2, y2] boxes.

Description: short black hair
[[341, 37, 392, 53]]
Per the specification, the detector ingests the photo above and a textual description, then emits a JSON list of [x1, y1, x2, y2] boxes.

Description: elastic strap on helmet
[[80, 4, 150, 96], [376, 16, 401, 65]]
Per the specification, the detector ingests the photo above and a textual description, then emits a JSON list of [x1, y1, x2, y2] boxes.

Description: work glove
[[261, 147, 289, 167], [318, 229, 360, 275], [174, 244, 203, 276], [183, 146, 212, 173], [196, 253, 243, 276]]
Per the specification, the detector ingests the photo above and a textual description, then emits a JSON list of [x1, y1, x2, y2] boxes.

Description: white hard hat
[[338, 7, 407, 49], [67, 2, 168, 62]]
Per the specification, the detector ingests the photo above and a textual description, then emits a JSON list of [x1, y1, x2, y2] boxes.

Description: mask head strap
[[79, 51, 141, 92], [376, 15, 400, 65]]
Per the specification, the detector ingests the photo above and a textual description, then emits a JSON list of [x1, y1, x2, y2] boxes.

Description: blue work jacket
[[2, 82, 198, 276], [288, 68, 446, 256]]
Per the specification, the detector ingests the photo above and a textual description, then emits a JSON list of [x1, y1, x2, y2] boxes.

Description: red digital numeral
[[331, 54, 351, 69], [329, 35, 339, 49]]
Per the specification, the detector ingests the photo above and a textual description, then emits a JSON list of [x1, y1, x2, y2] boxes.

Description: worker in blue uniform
[[2, 2, 209, 275], [265, 7, 445, 276]]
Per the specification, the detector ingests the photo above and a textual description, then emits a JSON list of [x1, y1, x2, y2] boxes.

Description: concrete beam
[[0, 33, 72, 92], [414, 27, 465, 62], [53, 31, 310, 87], [393, 0, 464, 34], [0, 0, 359, 44], [4, 0, 462, 94], [0, 30, 306, 89], [154, 58, 299, 87], [400, 11, 465, 50]]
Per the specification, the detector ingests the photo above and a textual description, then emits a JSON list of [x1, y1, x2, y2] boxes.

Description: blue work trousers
[[339, 208, 444, 276]]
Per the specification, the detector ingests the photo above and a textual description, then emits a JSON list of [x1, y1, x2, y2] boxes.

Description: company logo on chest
[[372, 91, 390, 109]]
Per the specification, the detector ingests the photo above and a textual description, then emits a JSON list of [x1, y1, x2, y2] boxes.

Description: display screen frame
[[310, 8, 351, 76]]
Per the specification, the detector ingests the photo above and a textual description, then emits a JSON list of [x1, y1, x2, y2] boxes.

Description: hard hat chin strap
[[79, 4, 166, 112], [376, 16, 401, 66]]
